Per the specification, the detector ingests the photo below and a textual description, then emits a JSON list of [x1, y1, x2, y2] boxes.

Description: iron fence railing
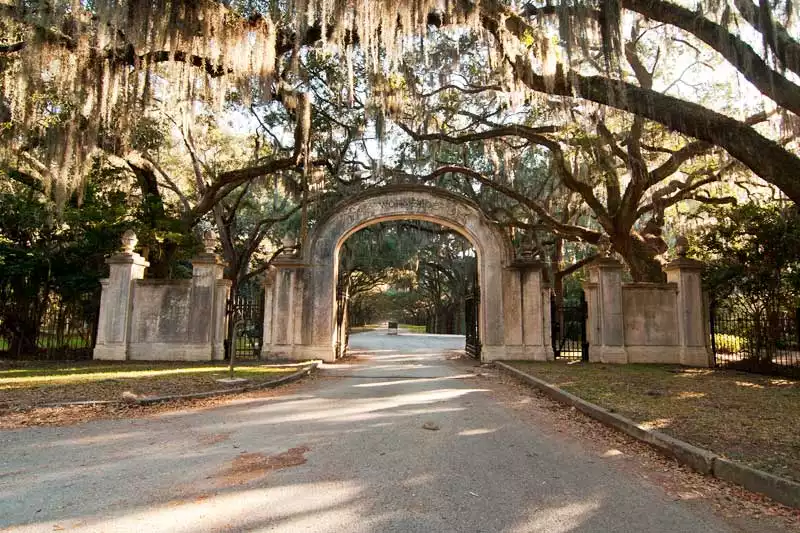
[[465, 293, 481, 359], [710, 301, 800, 374], [0, 293, 99, 359]]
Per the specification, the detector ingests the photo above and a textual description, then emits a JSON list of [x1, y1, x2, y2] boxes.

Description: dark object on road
[[388, 322, 398, 335]]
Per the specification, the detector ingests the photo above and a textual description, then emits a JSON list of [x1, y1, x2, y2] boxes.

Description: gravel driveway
[[0, 330, 759, 532]]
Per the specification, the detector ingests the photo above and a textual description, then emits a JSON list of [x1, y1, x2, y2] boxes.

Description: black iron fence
[[551, 292, 589, 362], [226, 282, 265, 360], [0, 292, 100, 360], [710, 301, 800, 374], [465, 292, 481, 359]]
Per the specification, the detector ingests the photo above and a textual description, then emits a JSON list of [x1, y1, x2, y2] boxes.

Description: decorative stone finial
[[674, 235, 689, 258], [202, 230, 217, 254], [121, 230, 137, 253], [518, 236, 535, 260], [281, 235, 296, 254], [597, 235, 612, 257]]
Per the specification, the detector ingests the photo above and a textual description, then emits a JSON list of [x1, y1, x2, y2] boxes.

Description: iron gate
[[226, 282, 265, 360], [465, 291, 481, 359], [550, 292, 589, 361]]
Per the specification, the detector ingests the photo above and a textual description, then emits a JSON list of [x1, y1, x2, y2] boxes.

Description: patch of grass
[[400, 324, 427, 333], [507, 361, 800, 483], [348, 324, 380, 334], [0, 360, 299, 408]]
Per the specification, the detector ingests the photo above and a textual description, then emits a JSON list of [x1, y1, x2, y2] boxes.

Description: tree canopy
[[1, 0, 798, 286]]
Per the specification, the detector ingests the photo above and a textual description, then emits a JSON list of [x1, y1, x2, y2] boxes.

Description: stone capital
[[510, 258, 545, 271], [663, 257, 704, 272], [191, 253, 227, 268], [271, 255, 308, 269], [106, 252, 149, 268], [590, 256, 624, 270]]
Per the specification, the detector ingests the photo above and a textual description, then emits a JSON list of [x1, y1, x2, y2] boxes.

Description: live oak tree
[[1, 0, 797, 204]]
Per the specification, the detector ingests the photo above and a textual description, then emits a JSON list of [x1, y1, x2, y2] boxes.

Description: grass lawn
[[506, 361, 800, 483], [348, 324, 380, 334], [0, 360, 301, 409], [400, 324, 427, 333]]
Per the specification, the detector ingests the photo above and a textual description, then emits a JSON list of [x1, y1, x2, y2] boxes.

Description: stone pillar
[[664, 237, 711, 367], [584, 257, 627, 363], [517, 258, 554, 360], [495, 243, 553, 361], [94, 230, 149, 360], [260, 268, 276, 357], [262, 252, 307, 360], [187, 231, 229, 361]]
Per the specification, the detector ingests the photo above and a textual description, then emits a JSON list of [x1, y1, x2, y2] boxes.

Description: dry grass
[[507, 361, 800, 483], [0, 360, 298, 409]]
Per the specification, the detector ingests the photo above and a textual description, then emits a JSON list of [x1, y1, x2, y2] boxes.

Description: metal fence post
[[709, 299, 718, 366], [550, 293, 559, 359], [580, 291, 589, 362], [796, 307, 800, 351]]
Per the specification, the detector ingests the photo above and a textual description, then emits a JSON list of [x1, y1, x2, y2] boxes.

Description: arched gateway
[[261, 186, 554, 363]]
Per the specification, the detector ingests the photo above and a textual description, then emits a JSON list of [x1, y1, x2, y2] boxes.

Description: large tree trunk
[[613, 234, 666, 282]]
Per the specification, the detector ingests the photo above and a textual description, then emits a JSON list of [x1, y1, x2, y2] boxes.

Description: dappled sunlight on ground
[[0, 332, 752, 532], [509, 501, 602, 533], [639, 418, 673, 430]]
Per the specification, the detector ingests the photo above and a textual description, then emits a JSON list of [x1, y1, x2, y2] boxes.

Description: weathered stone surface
[[261, 186, 554, 363], [583, 253, 711, 367], [93, 250, 149, 360], [94, 239, 229, 362]]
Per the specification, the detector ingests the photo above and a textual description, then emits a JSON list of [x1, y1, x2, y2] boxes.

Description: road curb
[[134, 362, 319, 405], [39, 362, 319, 408], [495, 361, 800, 509]]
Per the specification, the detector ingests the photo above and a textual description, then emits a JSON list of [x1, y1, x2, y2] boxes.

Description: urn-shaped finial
[[597, 235, 612, 257], [121, 230, 137, 254], [281, 235, 296, 252], [518, 237, 535, 260], [202, 230, 217, 254], [674, 235, 689, 258]]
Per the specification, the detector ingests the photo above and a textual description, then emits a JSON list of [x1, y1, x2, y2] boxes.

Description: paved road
[[1, 331, 747, 532]]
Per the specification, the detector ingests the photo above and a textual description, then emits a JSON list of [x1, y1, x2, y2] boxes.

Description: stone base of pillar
[[626, 346, 682, 364], [212, 343, 226, 361], [680, 346, 712, 367], [128, 343, 214, 361], [263, 345, 335, 363], [480, 345, 554, 362], [93, 344, 127, 361], [590, 346, 628, 364]]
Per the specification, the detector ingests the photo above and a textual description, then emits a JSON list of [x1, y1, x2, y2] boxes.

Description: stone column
[[260, 268, 276, 358], [584, 256, 627, 363], [515, 257, 554, 360], [94, 230, 149, 360], [664, 237, 711, 367], [263, 251, 307, 360], [187, 231, 228, 361]]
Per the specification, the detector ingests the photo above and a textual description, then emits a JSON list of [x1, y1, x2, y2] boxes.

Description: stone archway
[[261, 186, 553, 363]]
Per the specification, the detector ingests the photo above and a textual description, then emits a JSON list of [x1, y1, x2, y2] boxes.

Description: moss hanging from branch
[[3, 0, 798, 203]]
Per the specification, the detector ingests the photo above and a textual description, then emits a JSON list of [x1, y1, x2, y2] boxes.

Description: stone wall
[[93, 232, 231, 362], [622, 283, 680, 363], [583, 249, 711, 367]]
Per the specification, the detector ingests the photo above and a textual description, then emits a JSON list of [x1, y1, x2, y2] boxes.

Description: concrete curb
[[39, 362, 319, 408], [495, 361, 800, 509]]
